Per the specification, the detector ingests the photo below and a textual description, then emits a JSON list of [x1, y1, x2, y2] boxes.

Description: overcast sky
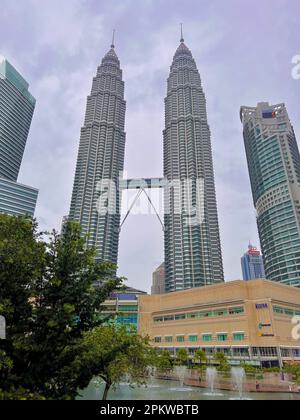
[[1, 0, 299, 292]]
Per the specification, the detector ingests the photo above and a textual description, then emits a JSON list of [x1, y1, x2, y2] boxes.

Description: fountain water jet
[[175, 366, 187, 388], [231, 367, 250, 400], [206, 367, 217, 394], [119, 373, 131, 386], [169, 366, 192, 392], [204, 367, 223, 397], [147, 366, 160, 388]]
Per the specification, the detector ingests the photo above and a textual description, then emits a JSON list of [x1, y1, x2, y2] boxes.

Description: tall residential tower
[[241, 102, 300, 287], [163, 35, 224, 292], [69, 41, 126, 263]]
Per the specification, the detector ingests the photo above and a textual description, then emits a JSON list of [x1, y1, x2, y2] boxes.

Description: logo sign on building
[[259, 323, 272, 330], [258, 333, 275, 338], [0, 316, 6, 340], [248, 246, 261, 257], [256, 303, 268, 310], [262, 110, 276, 119]]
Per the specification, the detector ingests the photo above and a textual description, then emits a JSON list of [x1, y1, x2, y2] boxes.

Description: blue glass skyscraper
[[241, 245, 265, 281]]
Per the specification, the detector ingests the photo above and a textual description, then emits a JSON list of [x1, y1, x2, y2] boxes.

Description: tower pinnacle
[[180, 23, 184, 43], [111, 29, 116, 49]]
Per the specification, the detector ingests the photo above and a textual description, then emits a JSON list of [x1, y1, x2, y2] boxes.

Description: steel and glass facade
[[101, 287, 147, 329], [0, 56, 36, 181], [69, 45, 126, 263], [163, 39, 224, 292], [241, 102, 300, 287], [0, 177, 38, 217], [0, 56, 38, 217]]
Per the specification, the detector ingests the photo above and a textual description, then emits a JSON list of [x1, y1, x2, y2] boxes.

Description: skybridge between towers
[[119, 178, 165, 191], [119, 178, 165, 232]]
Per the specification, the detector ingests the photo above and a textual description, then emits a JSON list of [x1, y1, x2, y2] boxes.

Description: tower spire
[[180, 23, 184, 43], [111, 29, 116, 49]]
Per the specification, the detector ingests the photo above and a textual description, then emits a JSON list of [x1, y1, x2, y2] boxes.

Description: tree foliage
[[156, 350, 174, 373], [75, 324, 154, 400], [176, 348, 189, 366], [194, 349, 207, 366], [0, 215, 124, 399], [214, 352, 230, 372]]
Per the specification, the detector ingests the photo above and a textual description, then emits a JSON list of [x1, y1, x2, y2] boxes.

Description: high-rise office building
[[241, 102, 300, 287], [163, 34, 224, 292], [0, 56, 38, 217], [69, 41, 126, 263], [241, 244, 265, 281], [0, 178, 38, 217], [151, 263, 166, 295], [0, 56, 36, 181]]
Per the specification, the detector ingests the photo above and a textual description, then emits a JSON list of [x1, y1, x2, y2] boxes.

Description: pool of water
[[77, 379, 300, 401]]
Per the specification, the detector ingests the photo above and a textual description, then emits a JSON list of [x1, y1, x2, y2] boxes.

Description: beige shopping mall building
[[138, 279, 300, 367]]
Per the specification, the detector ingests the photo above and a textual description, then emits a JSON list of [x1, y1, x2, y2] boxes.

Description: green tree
[[194, 349, 207, 366], [157, 350, 174, 373], [194, 349, 207, 381], [0, 215, 124, 399], [214, 352, 230, 372], [176, 348, 189, 366], [75, 325, 153, 400]]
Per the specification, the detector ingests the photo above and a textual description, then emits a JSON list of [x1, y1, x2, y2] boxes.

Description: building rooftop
[[140, 278, 300, 309], [0, 56, 35, 105]]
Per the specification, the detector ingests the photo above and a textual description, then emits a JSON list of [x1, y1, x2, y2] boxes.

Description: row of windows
[[154, 332, 245, 344], [153, 306, 244, 323], [273, 306, 300, 316]]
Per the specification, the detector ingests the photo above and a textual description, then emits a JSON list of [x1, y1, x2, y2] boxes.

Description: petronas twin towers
[[69, 33, 224, 292], [69, 39, 125, 264]]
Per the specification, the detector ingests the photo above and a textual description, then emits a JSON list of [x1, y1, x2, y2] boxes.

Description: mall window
[[273, 306, 284, 315], [202, 334, 212, 342], [154, 317, 163, 323], [176, 335, 185, 343], [214, 309, 228, 317], [217, 334, 228, 342], [118, 305, 138, 312], [154, 337, 162, 343], [273, 306, 300, 317], [233, 333, 245, 342], [229, 307, 244, 315], [175, 314, 186, 320], [189, 335, 198, 343], [187, 313, 198, 319], [165, 336, 173, 343], [164, 315, 175, 322], [284, 309, 294, 316]]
